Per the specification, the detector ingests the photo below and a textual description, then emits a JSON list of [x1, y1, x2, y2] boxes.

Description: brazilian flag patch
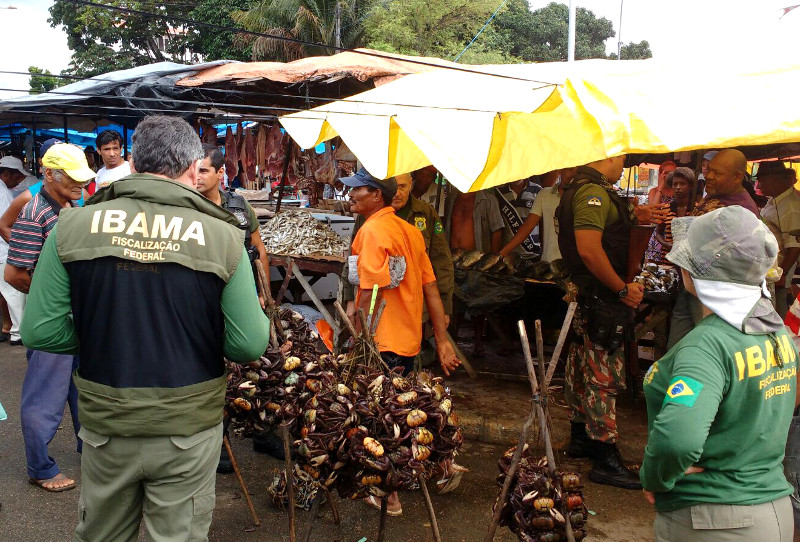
[[434, 221, 444, 234], [663, 376, 703, 407]]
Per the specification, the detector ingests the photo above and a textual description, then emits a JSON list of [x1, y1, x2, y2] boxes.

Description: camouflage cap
[[667, 205, 778, 286]]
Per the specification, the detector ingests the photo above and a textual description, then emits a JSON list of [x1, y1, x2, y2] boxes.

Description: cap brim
[[340, 175, 368, 188], [64, 166, 97, 184]]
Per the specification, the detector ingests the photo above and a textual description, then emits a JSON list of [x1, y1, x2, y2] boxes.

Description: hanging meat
[[332, 137, 356, 162], [235, 123, 249, 186], [244, 127, 257, 188], [224, 126, 239, 181], [256, 124, 268, 177], [311, 142, 337, 187], [265, 123, 288, 180], [200, 120, 217, 145]]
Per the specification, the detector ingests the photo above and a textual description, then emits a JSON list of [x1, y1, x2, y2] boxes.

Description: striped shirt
[[7, 190, 66, 270]]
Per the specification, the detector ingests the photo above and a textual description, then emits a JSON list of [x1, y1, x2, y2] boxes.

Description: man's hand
[[436, 340, 460, 376], [621, 282, 644, 308], [345, 300, 357, 325], [634, 203, 669, 225]]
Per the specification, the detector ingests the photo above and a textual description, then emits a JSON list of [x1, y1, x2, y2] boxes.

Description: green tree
[[49, 0, 255, 77], [28, 66, 63, 95], [494, 1, 615, 62], [363, 0, 506, 61], [232, 0, 375, 61], [189, 0, 254, 61], [617, 40, 653, 60]]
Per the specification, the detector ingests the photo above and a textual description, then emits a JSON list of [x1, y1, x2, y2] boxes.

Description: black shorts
[[380, 351, 415, 375]]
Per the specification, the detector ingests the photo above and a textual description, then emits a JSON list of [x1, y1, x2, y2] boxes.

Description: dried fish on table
[[259, 210, 346, 257]]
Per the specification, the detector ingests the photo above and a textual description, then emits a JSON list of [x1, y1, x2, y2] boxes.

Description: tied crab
[[494, 446, 589, 542], [288, 363, 464, 501]]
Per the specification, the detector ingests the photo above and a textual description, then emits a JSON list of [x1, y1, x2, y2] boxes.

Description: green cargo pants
[[73, 422, 222, 542], [654, 497, 793, 541]]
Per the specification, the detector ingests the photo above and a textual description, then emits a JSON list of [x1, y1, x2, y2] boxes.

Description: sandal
[[364, 495, 402, 516], [29, 473, 76, 493]]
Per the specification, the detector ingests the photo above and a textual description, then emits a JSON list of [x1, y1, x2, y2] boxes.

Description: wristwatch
[[617, 285, 628, 298]]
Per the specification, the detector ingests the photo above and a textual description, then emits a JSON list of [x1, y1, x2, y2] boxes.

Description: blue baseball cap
[[39, 138, 62, 157], [340, 167, 397, 198]]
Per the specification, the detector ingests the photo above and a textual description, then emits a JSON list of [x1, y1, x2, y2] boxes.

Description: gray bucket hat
[[667, 206, 783, 334], [667, 206, 777, 286]]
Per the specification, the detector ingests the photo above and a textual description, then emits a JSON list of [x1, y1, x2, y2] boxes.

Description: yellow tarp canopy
[[279, 58, 800, 193]]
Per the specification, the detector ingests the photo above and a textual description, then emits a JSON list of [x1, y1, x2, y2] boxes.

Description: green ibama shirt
[[640, 314, 796, 512]]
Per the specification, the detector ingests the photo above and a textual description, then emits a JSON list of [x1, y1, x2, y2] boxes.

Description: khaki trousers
[[654, 497, 794, 542], [74, 422, 222, 542]]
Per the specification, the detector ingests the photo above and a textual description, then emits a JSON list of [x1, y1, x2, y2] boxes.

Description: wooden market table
[[268, 253, 345, 335]]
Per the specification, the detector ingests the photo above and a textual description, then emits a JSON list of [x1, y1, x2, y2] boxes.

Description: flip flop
[[29, 474, 76, 493], [364, 495, 402, 516]]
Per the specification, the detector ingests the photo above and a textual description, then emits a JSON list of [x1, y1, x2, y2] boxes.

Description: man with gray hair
[[6, 143, 95, 493], [20, 115, 270, 541]]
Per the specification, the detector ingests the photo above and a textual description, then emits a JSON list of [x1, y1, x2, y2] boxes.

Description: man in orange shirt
[[342, 168, 460, 516], [343, 168, 459, 376]]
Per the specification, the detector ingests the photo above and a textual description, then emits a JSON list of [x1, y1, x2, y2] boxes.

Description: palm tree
[[232, 0, 375, 61]]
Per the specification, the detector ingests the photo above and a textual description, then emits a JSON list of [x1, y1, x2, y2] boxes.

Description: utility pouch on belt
[[583, 294, 630, 352]]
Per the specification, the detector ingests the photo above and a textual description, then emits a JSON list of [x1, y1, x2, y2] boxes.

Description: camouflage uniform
[[556, 167, 634, 444], [563, 280, 626, 441]]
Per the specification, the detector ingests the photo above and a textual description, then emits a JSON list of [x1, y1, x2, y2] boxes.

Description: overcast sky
[[1, 0, 800, 99]]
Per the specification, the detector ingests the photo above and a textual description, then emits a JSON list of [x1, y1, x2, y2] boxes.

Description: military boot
[[589, 442, 642, 490], [566, 422, 595, 459]]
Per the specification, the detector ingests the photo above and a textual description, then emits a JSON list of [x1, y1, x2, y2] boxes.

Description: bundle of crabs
[[225, 310, 464, 501], [495, 445, 588, 542]]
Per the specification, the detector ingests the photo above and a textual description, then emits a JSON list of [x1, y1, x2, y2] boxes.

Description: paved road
[[0, 342, 654, 541]]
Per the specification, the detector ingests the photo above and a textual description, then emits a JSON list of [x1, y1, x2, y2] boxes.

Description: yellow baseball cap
[[42, 143, 97, 184]]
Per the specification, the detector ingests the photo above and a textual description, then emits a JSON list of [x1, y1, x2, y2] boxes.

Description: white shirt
[[95, 161, 131, 189], [0, 182, 13, 263], [761, 187, 800, 288], [531, 184, 562, 263]]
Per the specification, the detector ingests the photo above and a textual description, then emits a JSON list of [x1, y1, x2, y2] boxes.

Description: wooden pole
[[281, 423, 297, 542], [418, 473, 442, 542], [545, 302, 577, 386], [289, 260, 339, 335], [223, 436, 261, 527], [376, 497, 389, 542], [524, 321, 576, 542], [483, 410, 536, 542], [302, 491, 322, 542], [325, 487, 341, 525], [333, 300, 358, 339]]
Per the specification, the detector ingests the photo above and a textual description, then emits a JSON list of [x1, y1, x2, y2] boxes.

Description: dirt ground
[[0, 339, 660, 541]]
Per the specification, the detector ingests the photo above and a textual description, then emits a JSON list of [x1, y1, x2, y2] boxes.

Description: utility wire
[[66, 0, 558, 86], [454, 0, 508, 62]]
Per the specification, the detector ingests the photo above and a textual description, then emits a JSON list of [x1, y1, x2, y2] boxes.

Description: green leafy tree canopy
[[363, 0, 505, 61], [28, 66, 63, 95], [232, 0, 375, 61], [49, 0, 255, 77]]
